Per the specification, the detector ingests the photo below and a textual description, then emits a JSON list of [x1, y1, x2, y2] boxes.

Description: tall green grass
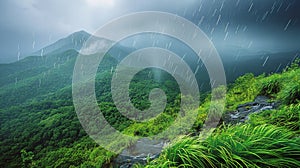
[[258, 74, 282, 97], [249, 103, 300, 133], [278, 81, 300, 105], [139, 124, 300, 168]]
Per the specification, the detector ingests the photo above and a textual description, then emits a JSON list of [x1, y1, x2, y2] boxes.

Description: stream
[[111, 96, 277, 167], [223, 96, 278, 124]]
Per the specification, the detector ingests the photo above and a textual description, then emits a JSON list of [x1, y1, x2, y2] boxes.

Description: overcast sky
[[0, 0, 299, 63]]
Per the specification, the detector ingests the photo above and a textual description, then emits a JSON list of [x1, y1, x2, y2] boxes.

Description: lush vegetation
[[137, 59, 300, 167], [0, 49, 182, 167], [0, 45, 299, 168], [141, 124, 299, 168]]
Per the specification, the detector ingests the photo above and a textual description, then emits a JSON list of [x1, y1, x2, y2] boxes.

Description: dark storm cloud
[[0, 0, 299, 63], [183, 0, 300, 52]]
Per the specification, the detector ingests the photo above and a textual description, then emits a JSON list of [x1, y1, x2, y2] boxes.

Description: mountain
[[32, 30, 114, 56], [32, 30, 90, 56]]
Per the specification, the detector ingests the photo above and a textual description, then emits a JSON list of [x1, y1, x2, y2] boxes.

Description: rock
[[224, 96, 277, 124], [254, 96, 269, 104], [110, 138, 168, 167]]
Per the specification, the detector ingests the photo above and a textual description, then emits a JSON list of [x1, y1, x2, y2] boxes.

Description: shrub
[[226, 73, 260, 111], [259, 74, 282, 97]]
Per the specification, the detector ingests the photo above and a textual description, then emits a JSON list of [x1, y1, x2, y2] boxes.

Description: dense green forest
[[0, 46, 299, 168], [0, 49, 182, 167]]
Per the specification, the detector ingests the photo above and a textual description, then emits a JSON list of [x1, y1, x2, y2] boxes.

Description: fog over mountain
[[0, 0, 299, 63]]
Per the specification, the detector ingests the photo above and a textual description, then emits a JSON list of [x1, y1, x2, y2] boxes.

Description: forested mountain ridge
[[0, 41, 181, 167], [0, 50, 78, 109]]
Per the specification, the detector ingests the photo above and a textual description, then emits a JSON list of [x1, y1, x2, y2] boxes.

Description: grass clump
[[140, 124, 300, 168], [249, 103, 300, 133], [258, 74, 282, 97], [278, 81, 300, 105], [276, 59, 300, 105]]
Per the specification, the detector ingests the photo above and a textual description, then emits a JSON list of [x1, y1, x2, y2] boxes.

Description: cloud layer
[[0, 0, 299, 62]]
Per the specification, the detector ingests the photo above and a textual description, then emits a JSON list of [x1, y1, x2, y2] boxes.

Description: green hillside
[[138, 59, 300, 167], [0, 50, 181, 167], [0, 49, 299, 167]]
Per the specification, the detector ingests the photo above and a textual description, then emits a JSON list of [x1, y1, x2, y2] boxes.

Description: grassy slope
[[138, 60, 300, 167]]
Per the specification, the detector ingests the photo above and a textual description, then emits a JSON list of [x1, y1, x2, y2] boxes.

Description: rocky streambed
[[111, 96, 278, 167], [223, 96, 278, 124], [110, 138, 168, 168]]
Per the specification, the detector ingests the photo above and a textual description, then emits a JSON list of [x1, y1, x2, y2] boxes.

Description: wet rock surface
[[224, 96, 278, 124], [111, 96, 278, 167], [110, 138, 168, 168]]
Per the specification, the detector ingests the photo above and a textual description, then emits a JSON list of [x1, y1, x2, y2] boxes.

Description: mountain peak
[[33, 30, 92, 56], [69, 30, 91, 38]]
